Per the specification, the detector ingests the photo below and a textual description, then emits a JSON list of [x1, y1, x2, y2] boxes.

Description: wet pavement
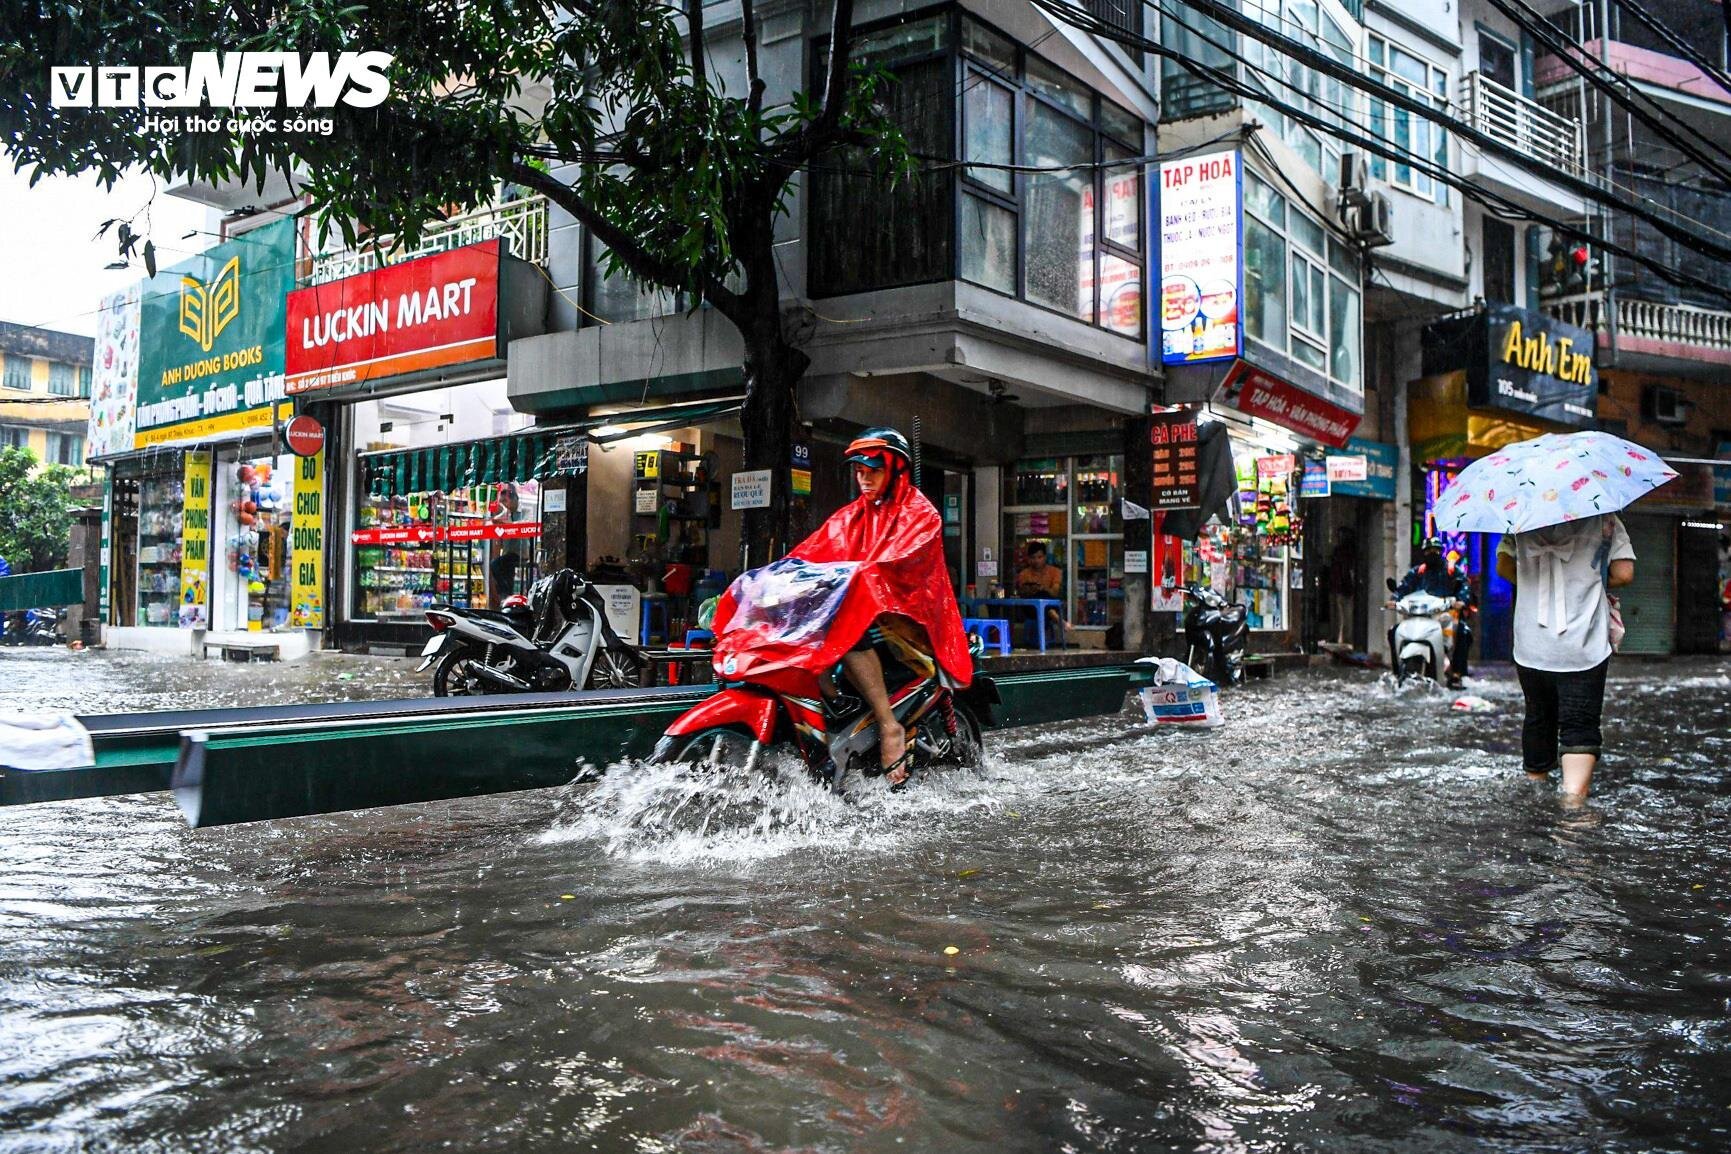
[[1, 648, 1728, 1152]]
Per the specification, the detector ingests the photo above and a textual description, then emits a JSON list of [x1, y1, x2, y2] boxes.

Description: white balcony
[[1546, 291, 1731, 372], [305, 195, 550, 285], [1457, 71, 1588, 217]]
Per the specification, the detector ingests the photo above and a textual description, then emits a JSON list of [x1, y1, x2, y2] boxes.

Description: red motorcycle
[[649, 562, 996, 789]]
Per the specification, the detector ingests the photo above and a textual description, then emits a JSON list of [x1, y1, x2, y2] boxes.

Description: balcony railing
[[305, 195, 550, 286], [1547, 291, 1731, 354], [1458, 71, 1584, 175]]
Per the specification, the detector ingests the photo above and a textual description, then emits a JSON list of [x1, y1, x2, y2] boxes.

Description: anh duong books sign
[[285, 240, 504, 394], [131, 217, 295, 448]]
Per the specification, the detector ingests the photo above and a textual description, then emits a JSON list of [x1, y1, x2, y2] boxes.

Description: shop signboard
[[1149, 410, 1202, 509], [178, 451, 212, 628], [290, 450, 325, 628], [791, 443, 813, 498], [551, 434, 589, 477], [87, 285, 141, 459], [1326, 437, 1398, 500], [1301, 459, 1331, 498], [1424, 304, 1596, 427], [133, 219, 294, 448], [731, 469, 771, 510], [1326, 455, 1367, 483], [1159, 149, 1241, 366], [1221, 360, 1359, 448], [284, 415, 325, 457], [285, 240, 503, 395]]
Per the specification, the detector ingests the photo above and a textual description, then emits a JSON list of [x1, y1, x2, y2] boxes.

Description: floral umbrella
[[1433, 431, 1678, 534]]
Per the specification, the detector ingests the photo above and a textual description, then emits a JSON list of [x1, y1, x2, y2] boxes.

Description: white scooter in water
[[1384, 577, 1457, 685]]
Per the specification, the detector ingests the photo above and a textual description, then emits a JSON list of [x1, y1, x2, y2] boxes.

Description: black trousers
[[1515, 658, 1611, 772]]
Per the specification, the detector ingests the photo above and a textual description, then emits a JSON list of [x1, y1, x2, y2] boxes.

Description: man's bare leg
[[841, 648, 908, 783]]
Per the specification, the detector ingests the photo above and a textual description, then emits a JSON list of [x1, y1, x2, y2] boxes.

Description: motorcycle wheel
[[649, 725, 758, 769], [586, 648, 643, 690], [1400, 654, 1428, 683], [918, 701, 984, 770], [431, 647, 484, 697]]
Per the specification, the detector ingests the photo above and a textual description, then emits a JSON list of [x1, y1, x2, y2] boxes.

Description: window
[[1368, 35, 1450, 201], [1, 355, 31, 391], [956, 16, 1146, 338], [1478, 30, 1517, 91], [586, 239, 679, 324], [0, 426, 28, 450], [1481, 216, 1517, 303], [46, 431, 84, 466], [808, 16, 954, 298], [1242, 171, 1362, 392], [48, 362, 78, 396], [78, 366, 92, 396]]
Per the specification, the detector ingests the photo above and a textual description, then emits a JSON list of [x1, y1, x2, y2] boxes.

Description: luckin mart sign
[[134, 217, 294, 446]]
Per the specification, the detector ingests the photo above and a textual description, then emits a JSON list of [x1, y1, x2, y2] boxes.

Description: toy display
[[222, 457, 292, 631]]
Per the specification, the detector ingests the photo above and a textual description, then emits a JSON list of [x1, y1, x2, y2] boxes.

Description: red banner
[[1221, 360, 1360, 448], [350, 521, 540, 546], [287, 241, 502, 395]]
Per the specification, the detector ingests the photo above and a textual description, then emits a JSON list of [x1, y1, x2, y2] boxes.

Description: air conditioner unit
[[1338, 152, 1371, 209], [1643, 385, 1689, 425], [1349, 190, 1396, 247]]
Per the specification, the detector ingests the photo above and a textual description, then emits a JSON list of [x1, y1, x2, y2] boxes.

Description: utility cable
[[1612, 0, 1731, 97]]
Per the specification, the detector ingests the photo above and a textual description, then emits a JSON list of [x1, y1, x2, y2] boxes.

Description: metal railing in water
[[304, 195, 550, 285]]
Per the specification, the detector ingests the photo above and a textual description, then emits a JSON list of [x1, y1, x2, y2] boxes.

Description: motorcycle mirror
[[1385, 577, 1398, 593]]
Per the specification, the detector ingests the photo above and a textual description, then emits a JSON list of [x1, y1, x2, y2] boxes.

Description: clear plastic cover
[[723, 558, 860, 646]]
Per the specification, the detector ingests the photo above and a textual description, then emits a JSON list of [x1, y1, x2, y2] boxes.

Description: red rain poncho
[[712, 476, 973, 687]]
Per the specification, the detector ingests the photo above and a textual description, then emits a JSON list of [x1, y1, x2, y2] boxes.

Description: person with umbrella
[[1436, 432, 1674, 802]]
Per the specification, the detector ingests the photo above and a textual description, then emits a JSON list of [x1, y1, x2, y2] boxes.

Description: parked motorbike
[[1179, 583, 1248, 688], [2, 607, 66, 647], [417, 569, 644, 696], [1385, 577, 1457, 685], [650, 635, 998, 792]]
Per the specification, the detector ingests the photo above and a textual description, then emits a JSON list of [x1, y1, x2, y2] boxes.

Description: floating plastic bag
[[1450, 694, 1495, 713], [1136, 657, 1224, 729]]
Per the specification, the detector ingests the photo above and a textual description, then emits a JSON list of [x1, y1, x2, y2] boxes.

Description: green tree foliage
[[0, 447, 75, 572], [0, 0, 908, 562]]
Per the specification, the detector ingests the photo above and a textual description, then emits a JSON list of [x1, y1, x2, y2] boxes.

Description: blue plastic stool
[[684, 629, 714, 648], [964, 616, 1011, 655]]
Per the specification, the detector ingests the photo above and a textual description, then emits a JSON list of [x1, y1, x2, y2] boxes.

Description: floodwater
[[1, 648, 1729, 1152]]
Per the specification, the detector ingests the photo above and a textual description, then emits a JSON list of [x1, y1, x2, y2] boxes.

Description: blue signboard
[[1327, 437, 1398, 501], [1301, 459, 1331, 498]]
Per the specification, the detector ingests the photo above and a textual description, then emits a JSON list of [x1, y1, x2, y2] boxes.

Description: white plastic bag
[[0, 712, 96, 770], [1136, 658, 1224, 729]]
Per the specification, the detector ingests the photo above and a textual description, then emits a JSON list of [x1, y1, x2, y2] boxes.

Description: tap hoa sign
[[285, 241, 503, 394]]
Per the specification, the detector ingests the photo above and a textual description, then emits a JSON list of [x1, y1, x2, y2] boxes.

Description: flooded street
[[1, 650, 1728, 1152]]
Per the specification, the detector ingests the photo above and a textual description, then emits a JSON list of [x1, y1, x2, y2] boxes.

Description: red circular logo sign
[[285, 415, 325, 458]]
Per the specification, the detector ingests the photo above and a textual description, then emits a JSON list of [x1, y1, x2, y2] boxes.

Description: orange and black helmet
[[844, 427, 913, 471]]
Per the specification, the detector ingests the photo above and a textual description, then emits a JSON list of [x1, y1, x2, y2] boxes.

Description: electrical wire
[[1612, 0, 1731, 97], [1031, 0, 1731, 306]]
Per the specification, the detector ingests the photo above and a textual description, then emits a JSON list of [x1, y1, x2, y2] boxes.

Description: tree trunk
[[736, 296, 809, 570]]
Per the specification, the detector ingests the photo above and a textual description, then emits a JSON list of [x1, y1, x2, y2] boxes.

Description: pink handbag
[[1607, 595, 1625, 651]]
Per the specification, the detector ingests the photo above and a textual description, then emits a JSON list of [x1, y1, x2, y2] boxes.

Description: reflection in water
[[1, 650, 1728, 1152]]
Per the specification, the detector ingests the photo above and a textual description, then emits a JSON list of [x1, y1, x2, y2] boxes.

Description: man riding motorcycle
[[707, 427, 972, 786], [1388, 536, 1473, 687]]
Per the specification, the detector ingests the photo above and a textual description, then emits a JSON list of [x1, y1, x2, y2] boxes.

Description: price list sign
[[1150, 411, 1202, 509]]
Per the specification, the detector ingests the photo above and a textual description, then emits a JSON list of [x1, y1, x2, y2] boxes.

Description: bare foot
[[880, 720, 908, 785]]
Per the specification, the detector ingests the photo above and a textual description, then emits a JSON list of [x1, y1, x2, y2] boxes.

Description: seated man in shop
[[709, 428, 972, 786], [1388, 536, 1474, 687], [1015, 541, 1065, 643]]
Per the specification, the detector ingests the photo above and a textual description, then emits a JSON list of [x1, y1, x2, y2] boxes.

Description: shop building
[[86, 216, 320, 656], [507, 4, 1162, 652]]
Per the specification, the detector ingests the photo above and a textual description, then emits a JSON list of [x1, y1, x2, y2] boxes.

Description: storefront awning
[[359, 397, 743, 497]]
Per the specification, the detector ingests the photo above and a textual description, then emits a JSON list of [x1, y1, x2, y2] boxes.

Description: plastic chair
[[640, 594, 670, 645], [963, 617, 1011, 656]]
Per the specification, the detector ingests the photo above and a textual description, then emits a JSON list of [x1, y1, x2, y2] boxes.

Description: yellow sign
[[178, 451, 211, 629], [179, 255, 240, 352], [290, 449, 325, 628], [133, 402, 292, 449]]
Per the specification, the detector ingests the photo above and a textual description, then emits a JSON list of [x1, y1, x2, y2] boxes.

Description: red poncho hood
[[712, 477, 973, 686]]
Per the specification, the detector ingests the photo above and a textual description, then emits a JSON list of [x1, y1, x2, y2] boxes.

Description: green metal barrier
[[1, 667, 1131, 827], [0, 567, 82, 612]]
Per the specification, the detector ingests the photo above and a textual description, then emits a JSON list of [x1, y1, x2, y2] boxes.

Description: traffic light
[[1540, 233, 1594, 297]]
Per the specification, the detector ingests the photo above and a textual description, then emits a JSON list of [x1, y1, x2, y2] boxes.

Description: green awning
[[360, 397, 743, 499]]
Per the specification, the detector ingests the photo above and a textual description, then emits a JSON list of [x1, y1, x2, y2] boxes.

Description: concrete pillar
[[1122, 415, 1153, 655]]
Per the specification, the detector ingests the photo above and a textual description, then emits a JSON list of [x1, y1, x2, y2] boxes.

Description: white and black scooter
[[1385, 577, 1456, 685], [417, 569, 644, 696]]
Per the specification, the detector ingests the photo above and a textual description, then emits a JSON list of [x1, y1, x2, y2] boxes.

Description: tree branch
[[506, 157, 743, 322], [742, 0, 765, 118], [813, 0, 856, 143]]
